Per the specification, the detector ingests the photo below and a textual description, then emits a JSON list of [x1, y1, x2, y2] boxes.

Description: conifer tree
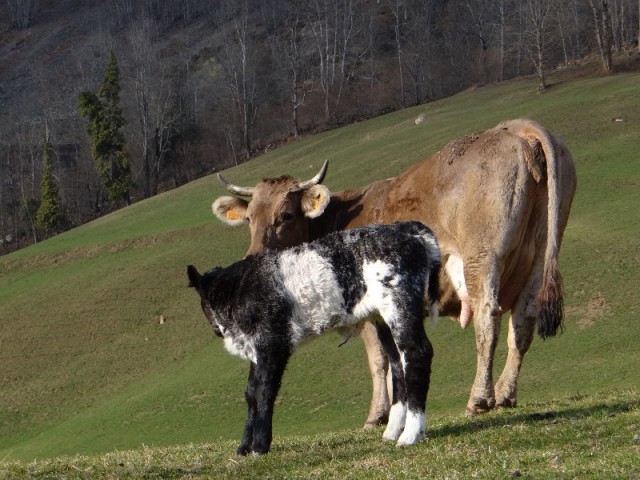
[[79, 51, 131, 207], [36, 139, 65, 233]]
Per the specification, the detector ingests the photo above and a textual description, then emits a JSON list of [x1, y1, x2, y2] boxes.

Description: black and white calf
[[187, 221, 441, 455]]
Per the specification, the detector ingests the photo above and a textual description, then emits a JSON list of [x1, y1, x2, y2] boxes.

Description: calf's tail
[[408, 222, 442, 325]]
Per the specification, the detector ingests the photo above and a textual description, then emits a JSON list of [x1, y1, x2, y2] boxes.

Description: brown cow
[[212, 118, 577, 422]]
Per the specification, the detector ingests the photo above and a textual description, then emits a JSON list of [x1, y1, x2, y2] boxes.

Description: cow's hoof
[[496, 397, 517, 409], [465, 398, 495, 416], [363, 415, 388, 429]]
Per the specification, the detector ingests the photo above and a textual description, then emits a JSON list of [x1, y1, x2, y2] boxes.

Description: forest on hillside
[[1, 0, 639, 253]]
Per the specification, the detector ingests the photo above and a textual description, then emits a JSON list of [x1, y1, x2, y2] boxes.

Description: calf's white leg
[[383, 402, 407, 441], [397, 409, 426, 446]]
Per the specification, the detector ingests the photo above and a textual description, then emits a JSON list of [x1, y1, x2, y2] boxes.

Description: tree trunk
[[392, 0, 405, 107], [557, 7, 569, 66], [601, 0, 613, 71], [588, 0, 613, 73], [536, 28, 546, 90], [499, 0, 505, 82]]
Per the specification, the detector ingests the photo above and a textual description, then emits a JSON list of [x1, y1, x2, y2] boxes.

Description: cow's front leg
[[237, 363, 257, 456], [360, 320, 390, 427], [467, 294, 501, 416], [374, 322, 406, 442], [250, 350, 289, 455]]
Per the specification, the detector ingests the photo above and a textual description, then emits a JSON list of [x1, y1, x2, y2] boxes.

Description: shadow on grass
[[430, 396, 638, 440]]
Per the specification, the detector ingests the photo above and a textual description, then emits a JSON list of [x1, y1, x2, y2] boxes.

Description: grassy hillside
[[1, 390, 638, 479], [1, 70, 639, 463]]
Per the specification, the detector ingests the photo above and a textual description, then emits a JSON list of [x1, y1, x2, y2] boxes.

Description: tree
[[587, 0, 614, 73], [35, 139, 65, 234], [215, 0, 260, 160], [78, 51, 131, 207], [526, 0, 554, 90], [127, 17, 182, 198], [390, 0, 407, 107], [305, 0, 357, 121], [268, 8, 310, 138], [7, 0, 34, 29]]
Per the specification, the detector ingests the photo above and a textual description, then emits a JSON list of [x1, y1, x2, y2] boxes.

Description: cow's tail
[[498, 119, 569, 339]]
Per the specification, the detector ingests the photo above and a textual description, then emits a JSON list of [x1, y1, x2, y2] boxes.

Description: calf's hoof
[[236, 444, 270, 456], [382, 427, 402, 442], [396, 430, 425, 447], [236, 445, 252, 456]]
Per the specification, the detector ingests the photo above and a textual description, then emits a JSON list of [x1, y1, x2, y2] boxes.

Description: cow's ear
[[212, 196, 249, 226], [187, 265, 202, 291], [301, 184, 330, 219]]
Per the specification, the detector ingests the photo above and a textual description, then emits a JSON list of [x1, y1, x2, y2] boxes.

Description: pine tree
[[36, 140, 65, 233], [79, 51, 131, 207]]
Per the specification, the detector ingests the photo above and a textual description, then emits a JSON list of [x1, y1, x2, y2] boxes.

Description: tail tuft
[[536, 259, 565, 339]]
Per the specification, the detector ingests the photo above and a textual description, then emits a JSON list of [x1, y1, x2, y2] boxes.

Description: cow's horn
[[217, 172, 254, 197], [298, 160, 329, 190]]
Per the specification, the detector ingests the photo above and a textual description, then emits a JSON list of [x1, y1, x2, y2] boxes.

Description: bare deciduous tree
[[7, 0, 34, 29], [587, 0, 614, 73], [305, 0, 357, 121], [215, 0, 260, 159], [125, 16, 183, 198], [526, 0, 554, 90], [268, 10, 310, 138]]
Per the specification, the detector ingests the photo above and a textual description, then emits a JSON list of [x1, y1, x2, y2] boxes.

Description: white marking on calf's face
[[204, 301, 258, 363], [223, 331, 258, 364]]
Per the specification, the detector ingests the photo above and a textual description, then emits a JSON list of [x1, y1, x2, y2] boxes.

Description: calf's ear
[[212, 196, 249, 226], [187, 265, 202, 291], [301, 184, 330, 219]]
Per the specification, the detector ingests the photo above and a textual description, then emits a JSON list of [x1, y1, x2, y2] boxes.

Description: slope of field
[[1, 70, 639, 462], [1, 391, 638, 479]]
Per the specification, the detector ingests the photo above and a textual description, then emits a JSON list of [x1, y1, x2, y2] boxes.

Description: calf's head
[[212, 161, 331, 255], [187, 265, 224, 337]]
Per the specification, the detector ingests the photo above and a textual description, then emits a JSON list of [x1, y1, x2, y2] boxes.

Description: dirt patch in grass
[[566, 292, 611, 328]]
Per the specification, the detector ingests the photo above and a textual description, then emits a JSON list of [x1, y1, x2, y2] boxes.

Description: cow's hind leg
[[495, 284, 537, 408], [360, 321, 390, 427], [467, 283, 501, 416], [375, 321, 406, 442]]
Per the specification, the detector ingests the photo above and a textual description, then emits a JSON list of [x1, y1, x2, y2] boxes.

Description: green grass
[[1, 390, 638, 479], [1, 69, 639, 467]]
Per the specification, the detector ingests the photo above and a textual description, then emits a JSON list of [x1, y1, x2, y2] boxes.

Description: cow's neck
[[308, 178, 395, 240]]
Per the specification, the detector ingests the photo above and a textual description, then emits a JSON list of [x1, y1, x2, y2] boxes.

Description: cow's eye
[[281, 212, 294, 223]]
